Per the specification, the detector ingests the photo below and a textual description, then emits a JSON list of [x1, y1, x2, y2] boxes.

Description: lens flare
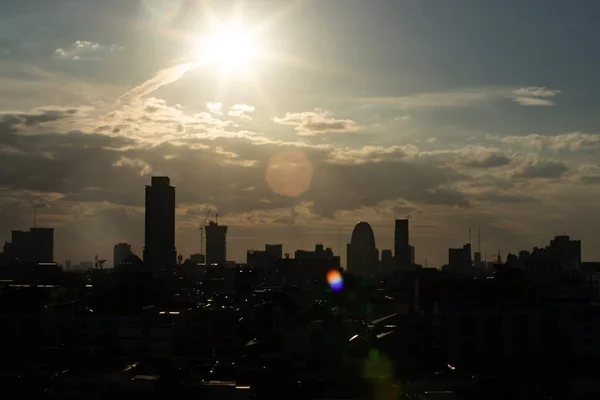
[[265, 149, 313, 197], [326, 269, 344, 292]]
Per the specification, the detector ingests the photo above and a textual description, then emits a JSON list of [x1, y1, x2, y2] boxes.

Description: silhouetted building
[[473, 251, 482, 268], [188, 253, 205, 264], [247, 244, 283, 268], [410, 245, 415, 265], [31, 228, 54, 262], [113, 243, 133, 267], [381, 249, 393, 269], [4, 227, 54, 263], [143, 176, 176, 269], [205, 221, 227, 265], [347, 222, 379, 276], [276, 244, 341, 288], [80, 261, 94, 270], [448, 243, 472, 276], [294, 243, 340, 268], [395, 219, 410, 269], [65, 259, 72, 269], [549, 235, 581, 272]]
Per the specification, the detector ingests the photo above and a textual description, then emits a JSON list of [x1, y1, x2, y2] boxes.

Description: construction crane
[[199, 208, 211, 255]]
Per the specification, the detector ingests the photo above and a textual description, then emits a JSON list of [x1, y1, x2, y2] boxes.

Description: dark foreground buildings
[[3, 227, 54, 263], [143, 176, 176, 269]]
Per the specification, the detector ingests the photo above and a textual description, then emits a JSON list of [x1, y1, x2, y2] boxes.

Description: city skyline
[[2, 1, 600, 266]]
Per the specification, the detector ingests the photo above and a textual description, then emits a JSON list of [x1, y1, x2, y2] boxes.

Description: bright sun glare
[[196, 22, 261, 74]]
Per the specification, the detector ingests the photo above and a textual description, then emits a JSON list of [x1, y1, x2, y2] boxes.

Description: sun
[[195, 21, 262, 74]]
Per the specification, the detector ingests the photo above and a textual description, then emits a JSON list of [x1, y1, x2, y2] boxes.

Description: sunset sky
[[2, 0, 600, 267]]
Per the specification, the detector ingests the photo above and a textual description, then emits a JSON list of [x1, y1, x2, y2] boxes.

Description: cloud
[[118, 62, 198, 104], [362, 90, 490, 109], [228, 104, 255, 119], [501, 132, 600, 152], [54, 40, 123, 61], [361, 86, 561, 109], [327, 145, 410, 165], [575, 164, 600, 185], [416, 145, 512, 170], [272, 108, 359, 136], [206, 102, 223, 115], [461, 152, 511, 168], [512, 86, 561, 106], [0, 107, 78, 133], [112, 157, 152, 176], [512, 159, 568, 179], [473, 190, 540, 204], [513, 87, 561, 98]]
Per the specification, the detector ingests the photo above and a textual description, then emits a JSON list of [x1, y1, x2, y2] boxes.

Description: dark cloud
[[0, 108, 77, 133], [306, 159, 469, 216], [462, 152, 511, 168], [579, 175, 600, 185], [512, 160, 569, 179], [473, 191, 540, 204]]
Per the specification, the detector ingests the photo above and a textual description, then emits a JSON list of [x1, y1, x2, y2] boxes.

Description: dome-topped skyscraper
[[346, 222, 379, 276]]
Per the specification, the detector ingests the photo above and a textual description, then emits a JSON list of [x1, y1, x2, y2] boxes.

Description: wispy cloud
[[512, 86, 561, 106], [228, 104, 255, 119], [360, 86, 562, 109], [273, 108, 359, 136], [501, 132, 600, 151], [361, 90, 489, 109], [54, 40, 123, 61], [112, 156, 152, 176], [118, 62, 199, 104], [206, 102, 223, 115]]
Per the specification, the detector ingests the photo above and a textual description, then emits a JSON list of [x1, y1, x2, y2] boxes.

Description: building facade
[[347, 222, 379, 276], [205, 221, 227, 265], [394, 219, 411, 270], [113, 243, 133, 268], [5, 227, 54, 263], [143, 176, 176, 269]]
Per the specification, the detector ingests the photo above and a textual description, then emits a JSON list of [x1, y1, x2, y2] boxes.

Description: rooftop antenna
[[478, 226, 481, 254], [468, 227, 471, 246]]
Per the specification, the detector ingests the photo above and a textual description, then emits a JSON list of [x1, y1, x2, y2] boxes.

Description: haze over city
[[2, 0, 600, 267]]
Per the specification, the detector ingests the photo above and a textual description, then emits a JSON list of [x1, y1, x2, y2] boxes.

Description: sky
[[1, 0, 600, 267]]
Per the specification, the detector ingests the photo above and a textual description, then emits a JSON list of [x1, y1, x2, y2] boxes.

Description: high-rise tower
[[143, 176, 176, 269], [394, 219, 410, 269], [347, 221, 379, 276], [205, 220, 228, 265]]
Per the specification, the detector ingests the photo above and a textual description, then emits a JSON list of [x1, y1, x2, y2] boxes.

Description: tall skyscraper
[[205, 220, 227, 265], [143, 176, 176, 269], [114, 242, 133, 267], [347, 221, 379, 276], [394, 219, 410, 269]]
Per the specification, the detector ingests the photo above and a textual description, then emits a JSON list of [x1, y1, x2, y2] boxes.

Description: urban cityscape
[[0, 175, 599, 399], [3, 1, 600, 399]]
